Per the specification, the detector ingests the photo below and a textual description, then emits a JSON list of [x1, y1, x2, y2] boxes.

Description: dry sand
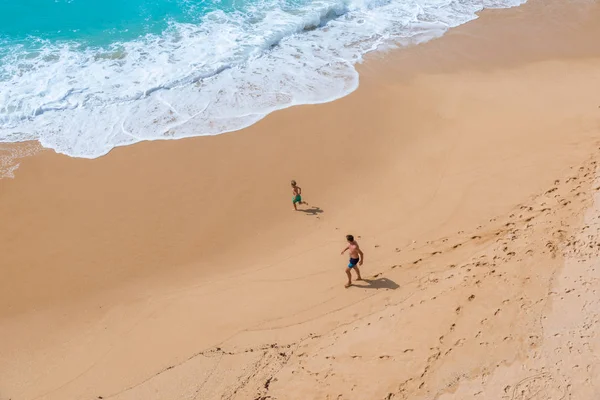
[[2, 0, 600, 399]]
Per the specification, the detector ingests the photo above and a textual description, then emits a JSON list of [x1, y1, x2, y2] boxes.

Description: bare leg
[[345, 268, 352, 288], [354, 267, 362, 281], [293, 202, 297, 211]]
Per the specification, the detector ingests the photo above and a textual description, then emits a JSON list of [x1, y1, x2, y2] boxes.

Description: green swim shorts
[[293, 195, 302, 204]]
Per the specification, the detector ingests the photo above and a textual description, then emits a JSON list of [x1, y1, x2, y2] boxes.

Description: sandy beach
[[2, 0, 600, 398]]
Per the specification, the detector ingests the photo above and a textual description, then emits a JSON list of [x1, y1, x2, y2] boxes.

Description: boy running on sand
[[291, 180, 307, 210], [341, 234, 364, 288]]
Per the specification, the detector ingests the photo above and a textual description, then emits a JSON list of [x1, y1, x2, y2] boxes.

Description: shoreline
[[3, 0, 599, 170], [2, 0, 600, 398], [0, 0, 524, 160]]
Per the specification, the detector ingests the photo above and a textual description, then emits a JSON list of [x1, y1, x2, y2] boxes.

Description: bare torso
[[348, 242, 360, 258]]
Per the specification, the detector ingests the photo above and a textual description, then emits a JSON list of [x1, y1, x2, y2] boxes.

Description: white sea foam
[[0, 141, 43, 178], [0, 0, 525, 158]]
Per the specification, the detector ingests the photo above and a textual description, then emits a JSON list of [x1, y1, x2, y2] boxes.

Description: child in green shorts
[[291, 180, 307, 210]]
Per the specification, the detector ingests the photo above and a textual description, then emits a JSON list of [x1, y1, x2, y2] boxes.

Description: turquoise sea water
[[2, 0, 209, 43], [0, 0, 526, 158]]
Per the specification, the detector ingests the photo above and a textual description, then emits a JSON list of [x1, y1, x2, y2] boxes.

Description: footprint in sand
[[510, 373, 566, 400]]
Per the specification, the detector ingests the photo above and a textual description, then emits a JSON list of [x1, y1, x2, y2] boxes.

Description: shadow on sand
[[297, 206, 324, 216], [351, 277, 399, 290]]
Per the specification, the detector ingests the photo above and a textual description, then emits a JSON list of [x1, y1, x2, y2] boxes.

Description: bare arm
[[358, 248, 364, 265], [341, 245, 349, 255], [298, 186, 302, 195]]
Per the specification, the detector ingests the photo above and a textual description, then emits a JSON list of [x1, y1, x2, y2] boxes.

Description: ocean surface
[[0, 0, 524, 158]]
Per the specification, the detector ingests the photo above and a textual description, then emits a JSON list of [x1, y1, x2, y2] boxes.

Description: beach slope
[[1, 0, 600, 398]]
